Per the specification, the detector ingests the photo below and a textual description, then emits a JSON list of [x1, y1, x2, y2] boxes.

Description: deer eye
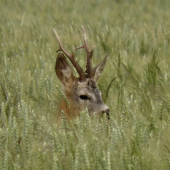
[[80, 95, 89, 100]]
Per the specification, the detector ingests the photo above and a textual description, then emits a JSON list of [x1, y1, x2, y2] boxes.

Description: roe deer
[[53, 27, 110, 122]]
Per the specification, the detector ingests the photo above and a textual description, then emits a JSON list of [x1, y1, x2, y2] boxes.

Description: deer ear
[[55, 53, 76, 86], [91, 56, 108, 82]]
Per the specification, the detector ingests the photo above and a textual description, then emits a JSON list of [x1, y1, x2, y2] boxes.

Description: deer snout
[[102, 106, 110, 119]]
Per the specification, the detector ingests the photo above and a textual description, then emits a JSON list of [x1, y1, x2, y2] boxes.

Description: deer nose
[[102, 108, 110, 119]]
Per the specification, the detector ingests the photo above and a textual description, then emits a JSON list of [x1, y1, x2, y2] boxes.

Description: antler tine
[[75, 26, 89, 50], [75, 26, 93, 78], [53, 28, 86, 81], [53, 28, 72, 58]]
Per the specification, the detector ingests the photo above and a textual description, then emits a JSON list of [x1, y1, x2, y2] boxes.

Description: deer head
[[53, 27, 110, 121]]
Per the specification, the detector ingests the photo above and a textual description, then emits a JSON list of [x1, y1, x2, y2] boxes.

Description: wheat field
[[1, 0, 170, 169]]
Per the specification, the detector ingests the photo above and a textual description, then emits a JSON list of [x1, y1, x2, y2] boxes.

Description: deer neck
[[57, 96, 79, 123]]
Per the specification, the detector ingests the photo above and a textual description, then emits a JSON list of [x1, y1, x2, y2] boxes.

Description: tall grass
[[1, 0, 170, 169]]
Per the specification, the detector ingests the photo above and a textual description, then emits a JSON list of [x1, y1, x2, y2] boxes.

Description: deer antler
[[53, 28, 86, 82], [75, 26, 93, 78]]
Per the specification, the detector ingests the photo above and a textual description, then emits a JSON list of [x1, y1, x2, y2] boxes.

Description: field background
[[1, 0, 170, 169]]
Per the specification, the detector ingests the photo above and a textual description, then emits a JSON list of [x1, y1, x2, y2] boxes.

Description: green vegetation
[[1, 0, 170, 169]]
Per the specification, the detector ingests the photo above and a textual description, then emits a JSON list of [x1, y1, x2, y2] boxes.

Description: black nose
[[102, 109, 110, 119]]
